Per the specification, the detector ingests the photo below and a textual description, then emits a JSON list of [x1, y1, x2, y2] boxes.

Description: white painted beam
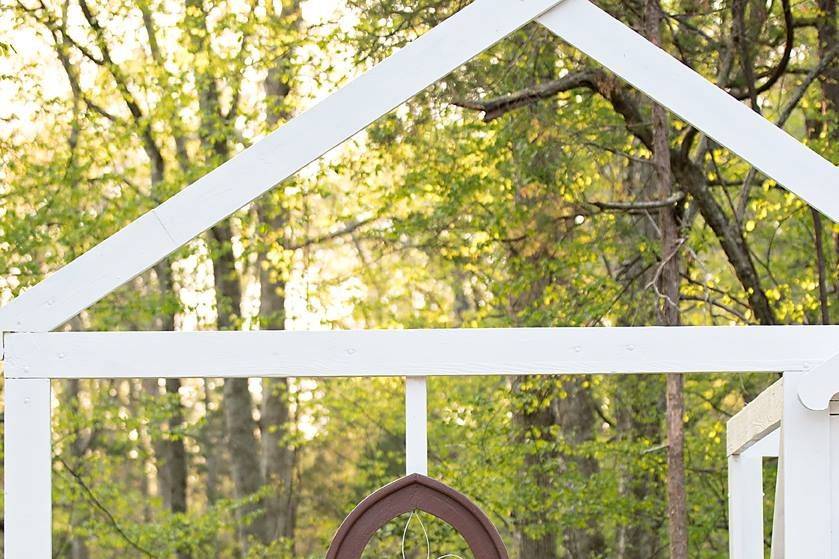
[[538, 0, 839, 221], [798, 352, 839, 411], [780, 372, 832, 558], [728, 381, 781, 559], [4, 378, 52, 559], [0, 0, 564, 333], [728, 428, 778, 558], [5, 326, 839, 379], [405, 376, 428, 475], [728, 451, 765, 559], [771, 426, 784, 559], [727, 378, 784, 456], [831, 399, 839, 558]]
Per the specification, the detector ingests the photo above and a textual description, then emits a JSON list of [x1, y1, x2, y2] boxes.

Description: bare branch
[[590, 192, 684, 213], [452, 69, 602, 122], [284, 217, 377, 251]]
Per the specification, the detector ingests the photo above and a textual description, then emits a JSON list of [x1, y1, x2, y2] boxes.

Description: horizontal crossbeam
[[5, 326, 839, 379]]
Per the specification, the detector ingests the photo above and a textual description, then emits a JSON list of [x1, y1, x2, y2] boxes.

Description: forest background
[[0, 0, 837, 556]]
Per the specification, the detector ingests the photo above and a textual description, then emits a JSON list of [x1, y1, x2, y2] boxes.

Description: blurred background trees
[[0, 0, 836, 556]]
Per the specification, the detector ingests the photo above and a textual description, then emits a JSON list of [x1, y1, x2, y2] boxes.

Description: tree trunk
[[256, 1, 302, 546], [814, 0, 838, 325], [211, 220, 272, 550], [514, 376, 560, 559], [151, 262, 192, 559], [816, 0, 838, 130], [615, 377, 663, 559], [257, 235, 297, 544], [555, 377, 608, 558], [645, 1, 687, 558]]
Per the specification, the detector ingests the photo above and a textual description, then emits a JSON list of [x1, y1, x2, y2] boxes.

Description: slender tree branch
[[590, 192, 684, 213], [284, 217, 377, 250], [57, 457, 159, 558]]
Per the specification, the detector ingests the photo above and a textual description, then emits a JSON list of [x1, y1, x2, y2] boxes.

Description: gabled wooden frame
[[2, 0, 838, 557]]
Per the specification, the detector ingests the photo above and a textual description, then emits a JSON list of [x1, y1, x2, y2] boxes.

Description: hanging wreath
[[326, 473, 509, 559]]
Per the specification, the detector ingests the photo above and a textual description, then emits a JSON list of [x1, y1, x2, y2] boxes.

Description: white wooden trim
[[780, 372, 832, 558], [0, 0, 564, 333], [771, 426, 784, 559], [728, 451, 765, 559], [537, 0, 839, 221], [728, 380, 781, 559], [405, 376, 428, 475], [727, 378, 784, 456], [5, 326, 839, 379], [4, 378, 51, 559], [798, 352, 839, 411], [831, 399, 839, 558]]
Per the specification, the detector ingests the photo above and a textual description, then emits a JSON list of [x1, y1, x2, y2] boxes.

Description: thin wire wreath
[[401, 509, 466, 559]]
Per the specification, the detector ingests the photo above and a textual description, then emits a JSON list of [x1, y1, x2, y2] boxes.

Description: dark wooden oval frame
[[325, 473, 508, 559]]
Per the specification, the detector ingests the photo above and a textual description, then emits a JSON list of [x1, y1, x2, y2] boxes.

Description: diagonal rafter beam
[[0, 0, 565, 333], [537, 0, 839, 219]]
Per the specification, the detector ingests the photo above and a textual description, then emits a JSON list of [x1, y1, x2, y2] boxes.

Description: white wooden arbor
[[1, 0, 838, 556]]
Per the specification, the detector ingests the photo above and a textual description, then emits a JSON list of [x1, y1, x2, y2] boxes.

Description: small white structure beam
[[405, 376, 428, 475], [538, 0, 839, 221], [4, 379, 52, 558], [5, 326, 839, 379], [832, 399, 839, 556], [728, 446, 768, 558]]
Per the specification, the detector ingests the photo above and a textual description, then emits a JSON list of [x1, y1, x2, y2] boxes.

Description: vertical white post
[[830, 398, 839, 558], [5, 378, 52, 559], [771, 426, 784, 559], [728, 429, 781, 559], [781, 371, 832, 558], [729, 428, 779, 559], [405, 376, 428, 476], [728, 451, 764, 559]]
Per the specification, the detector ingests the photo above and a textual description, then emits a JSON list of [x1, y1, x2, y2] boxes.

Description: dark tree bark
[[645, 1, 688, 558], [814, 0, 839, 324]]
